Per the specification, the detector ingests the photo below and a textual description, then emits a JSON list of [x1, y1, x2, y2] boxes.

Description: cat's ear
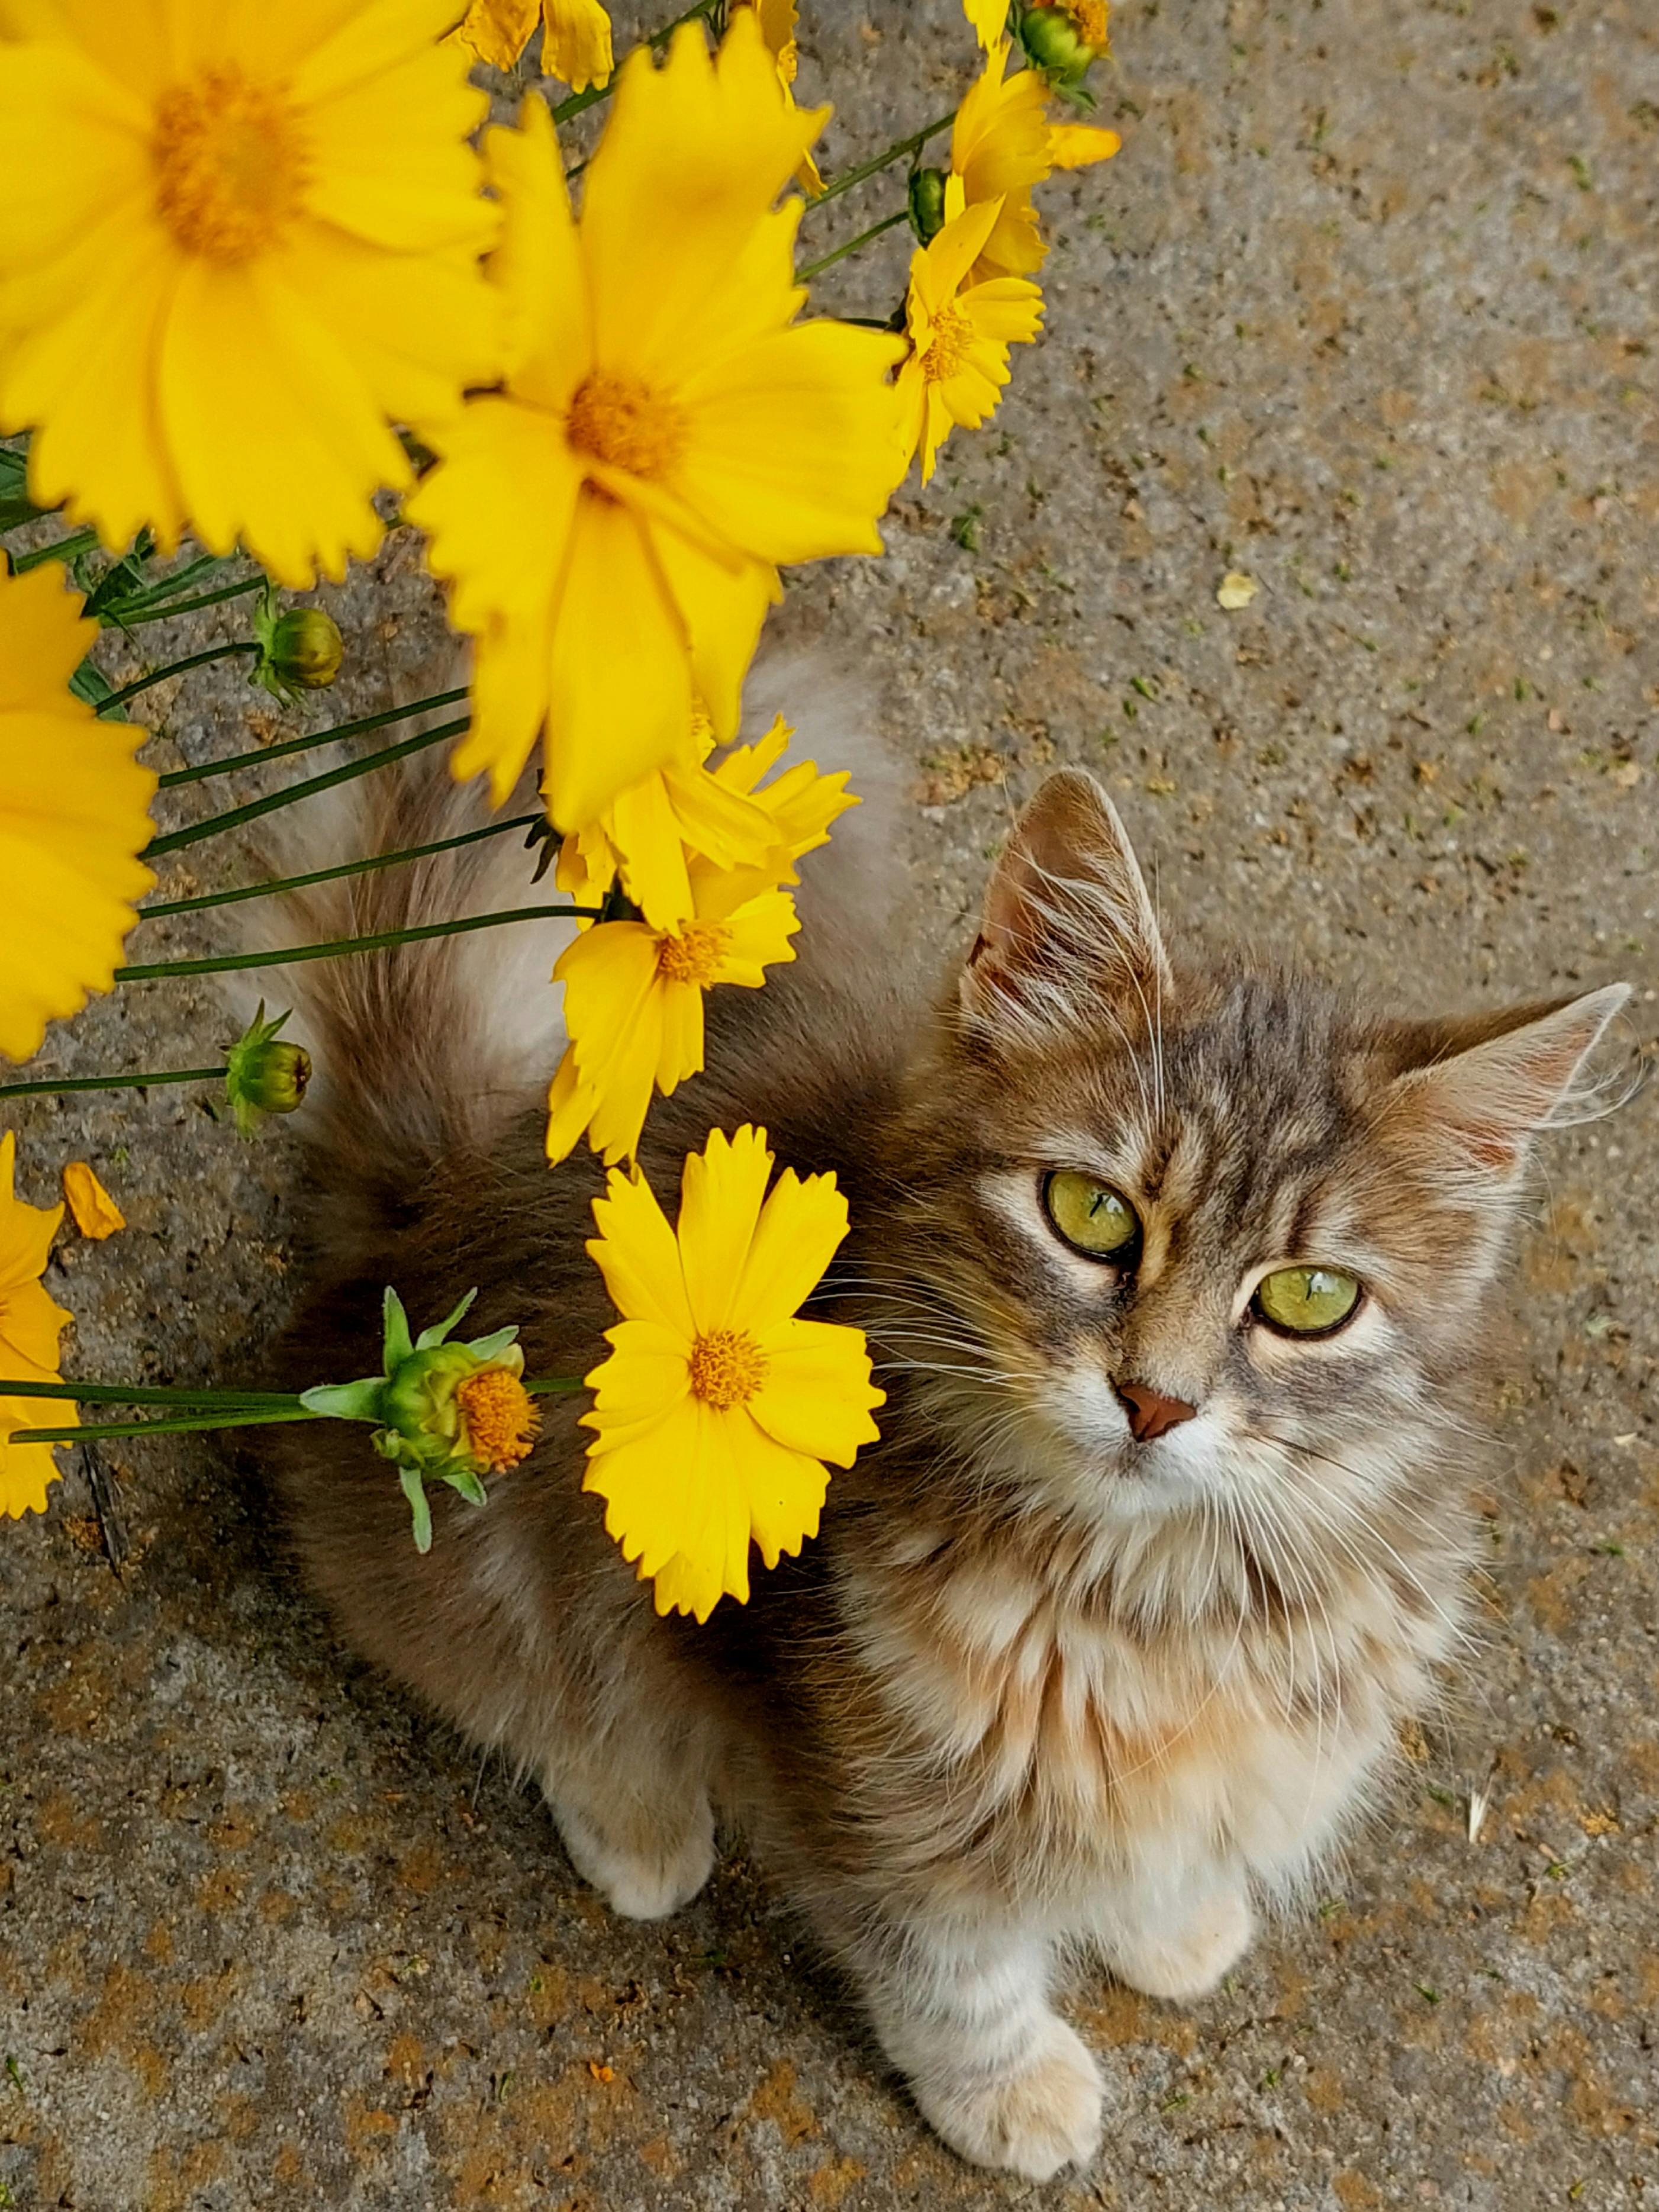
[[1383, 984, 1631, 1177], [959, 770, 1172, 1033]]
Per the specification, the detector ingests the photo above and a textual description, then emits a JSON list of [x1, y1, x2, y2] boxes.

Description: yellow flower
[[732, 0, 824, 195], [581, 1123, 882, 1620], [0, 0, 498, 587], [452, 0, 613, 91], [554, 707, 782, 933], [963, 0, 1011, 49], [0, 564, 156, 1063], [897, 198, 1044, 485], [408, 15, 906, 830], [546, 859, 799, 1168], [946, 39, 1054, 279], [62, 1162, 125, 1240], [0, 1132, 75, 1521], [555, 709, 857, 931]]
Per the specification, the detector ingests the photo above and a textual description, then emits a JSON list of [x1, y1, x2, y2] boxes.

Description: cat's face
[[872, 772, 1625, 1600]]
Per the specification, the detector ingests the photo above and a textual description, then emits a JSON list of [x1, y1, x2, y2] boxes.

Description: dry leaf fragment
[[63, 1162, 125, 1239], [1217, 570, 1258, 610]]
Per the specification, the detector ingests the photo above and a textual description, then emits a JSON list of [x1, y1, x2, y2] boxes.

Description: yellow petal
[[450, 0, 540, 70], [1049, 123, 1122, 169], [646, 526, 778, 748], [584, 1158, 696, 1340], [747, 1318, 882, 1466], [300, 44, 494, 257], [541, 0, 613, 92], [962, 0, 1010, 48], [676, 1123, 773, 1337], [484, 95, 591, 410], [62, 1162, 124, 1239], [0, 1416, 65, 1520], [729, 1163, 849, 1332], [0, 563, 97, 714], [726, 1406, 829, 1571]]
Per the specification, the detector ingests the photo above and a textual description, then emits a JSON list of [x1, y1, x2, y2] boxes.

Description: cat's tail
[[235, 646, 904, 1263]]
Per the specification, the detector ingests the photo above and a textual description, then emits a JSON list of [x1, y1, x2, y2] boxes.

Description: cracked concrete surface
[[2, 1, 1657, 2205]]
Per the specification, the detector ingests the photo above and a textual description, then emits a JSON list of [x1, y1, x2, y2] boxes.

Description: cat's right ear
[[959, 770, 1172, 1035]]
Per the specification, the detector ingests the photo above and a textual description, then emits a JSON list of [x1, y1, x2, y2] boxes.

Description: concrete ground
[[2, 1, 1657, 2205]]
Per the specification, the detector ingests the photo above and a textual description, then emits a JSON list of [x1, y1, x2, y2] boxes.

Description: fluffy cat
[[263, 706, 1625, 2182]]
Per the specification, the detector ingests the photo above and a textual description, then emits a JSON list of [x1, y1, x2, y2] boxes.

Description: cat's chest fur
[[837, 1521, 1448, 1915]]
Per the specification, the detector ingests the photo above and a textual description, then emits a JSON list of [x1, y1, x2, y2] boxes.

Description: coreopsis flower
[[964, 0, 1012, 49], [704, 717, 859, 896], [733, 0, 824, 194], [582, 1124, 882, 1621], [555, 708, 782, 933], [942, 41, 1121, 282], [62, 1164, 125, 1241], [546, 865, 800, 1169], [897, 198, 1045, 485], [0, 1132, 75, 1521], [0, 0, 498, 587], [302, 1287, 539, 1551], [409, 15, 906, 830], [452, 0, 614, 89], [0, 564, 156, 1064]]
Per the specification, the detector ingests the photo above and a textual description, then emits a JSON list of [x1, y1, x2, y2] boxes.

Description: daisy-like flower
[[555, 708, 857, 930], [582, 1124, 882, 1621], [0, 564, 156, 1064], [945, 39, 1120, 283], [408, 14, 906, 830], [546, 862, 800, 1169], [897, 198, 1045, 485], [452, 0, 614, 91], [0, 1132, 75, 1521], [733, 0, 824, 195], [0, 0, 498, 587]]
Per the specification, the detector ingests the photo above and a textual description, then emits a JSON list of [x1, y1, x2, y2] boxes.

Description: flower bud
[[1019, 2, 1107, 82], [908, 166, 948, 246], [224, 1002, 311, 1138], [251, 595, 344, 704]]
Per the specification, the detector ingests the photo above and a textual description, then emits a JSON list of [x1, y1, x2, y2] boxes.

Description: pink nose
[[1114, 1379, 1198, 1443]]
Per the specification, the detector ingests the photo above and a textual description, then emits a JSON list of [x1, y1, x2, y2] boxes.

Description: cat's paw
[[914, 2016, 1103, 2183], [1110, 1883, 1254, 2001], [552, 1794, 716, 1921]]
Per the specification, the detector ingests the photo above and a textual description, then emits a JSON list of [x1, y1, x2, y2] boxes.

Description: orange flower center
[[922, 305, 974, 385], [687, 1328, 768, 1411], [152, 66, 307, 263], [456, 1367, 540, 1473], [1065, 0, 1110, 47], [566, 371, 686, 480], [656, 920, 730, 987]]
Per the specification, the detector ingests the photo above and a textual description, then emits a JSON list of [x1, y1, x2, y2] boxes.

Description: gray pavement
[[2, 1, 1655, 2205]]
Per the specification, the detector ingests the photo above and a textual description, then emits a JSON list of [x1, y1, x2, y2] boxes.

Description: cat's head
[[876, 770, 1628, 1593]]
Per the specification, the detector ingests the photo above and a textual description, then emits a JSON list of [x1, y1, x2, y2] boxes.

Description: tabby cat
[[266, 710, 1623, 2180]]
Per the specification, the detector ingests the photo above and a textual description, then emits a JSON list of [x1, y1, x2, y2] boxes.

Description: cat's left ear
[[959, 770, 1172, 1032], [1383, 983, 1632, 1177]]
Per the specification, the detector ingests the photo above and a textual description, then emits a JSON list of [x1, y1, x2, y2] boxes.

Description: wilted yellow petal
[[1217, 570, 1259, 610], [62, 1161, 125, 1239]]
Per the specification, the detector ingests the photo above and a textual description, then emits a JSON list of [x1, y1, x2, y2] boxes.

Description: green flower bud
[[908, 167, 948, 246], [1019, 2, 1107, 83], [251, 593, 344, 705], [224, 1002, 311, 1138], [300, 1288, 538, 1551]]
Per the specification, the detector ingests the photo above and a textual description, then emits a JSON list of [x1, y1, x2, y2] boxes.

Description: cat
[[262, 690, 1626, 2182]]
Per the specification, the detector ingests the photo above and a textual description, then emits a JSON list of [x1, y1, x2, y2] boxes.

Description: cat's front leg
[[847, 1914, 1103, 2182], [1097, 1865, 1255, 2002]]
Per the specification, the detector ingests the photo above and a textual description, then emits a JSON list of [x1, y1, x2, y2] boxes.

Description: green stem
[[115, 575, 268, 629], [11, 1407, 323, 1445], [157, 687, 468, 789], [0, 1065, 223, 1102], [10, 526, 101, 574], [141, 716, 468, 861], [0, 1378, 299, 1408], [799, 207, 910, 282], [115, 902, 597, 983], [95, 641, 259, 715], [141, 813, 540, 919], [804, 108, 956, 212]]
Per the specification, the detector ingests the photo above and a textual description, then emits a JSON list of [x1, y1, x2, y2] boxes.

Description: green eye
[[1253, 1266, 1362, 1337], [1043, 1171, 1141, 1260]]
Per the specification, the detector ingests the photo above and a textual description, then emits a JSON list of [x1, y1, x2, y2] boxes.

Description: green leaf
[[462, 1325, 519, 1364], [400, 1464, 433, 1553], [382, 1286, 414, 1371], [68, 659, 125, 716], [299, 1379, 385, 1422], [441, 1463, 489, 1508], [416, 1288, 478, 1351]]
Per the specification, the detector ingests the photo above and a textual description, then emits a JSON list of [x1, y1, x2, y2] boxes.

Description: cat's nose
[[1114, 1379, 1198, 1443]]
